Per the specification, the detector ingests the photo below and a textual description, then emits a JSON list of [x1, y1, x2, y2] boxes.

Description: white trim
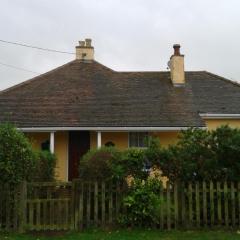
[[200, 114, 240, 119], [18, 126, 206, 132], [97, 131, 102, 148], [50, 132, 55, 153]]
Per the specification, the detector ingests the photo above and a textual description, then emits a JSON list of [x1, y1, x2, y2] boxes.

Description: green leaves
[[33, 150, 56, 182], [0, 123, 56, 184], [120, 178, 162, 226], [0, 123, 37, 184], [156, 125, 240, 182]]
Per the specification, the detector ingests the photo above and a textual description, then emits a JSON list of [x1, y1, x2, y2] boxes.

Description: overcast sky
[[0, 0, 240, 90]]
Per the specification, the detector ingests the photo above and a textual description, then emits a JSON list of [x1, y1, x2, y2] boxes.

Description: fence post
[[18, 181, 27, 233], [71, 179, 77, 230]]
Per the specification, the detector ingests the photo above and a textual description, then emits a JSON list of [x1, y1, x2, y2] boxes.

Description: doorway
[[68, 131, 90, 181]]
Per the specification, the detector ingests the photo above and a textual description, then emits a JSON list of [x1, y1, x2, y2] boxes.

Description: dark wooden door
[[68, 131, 90, 181]]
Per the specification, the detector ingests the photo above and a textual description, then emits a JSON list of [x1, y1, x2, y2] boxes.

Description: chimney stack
[[76, 38, 94, 61], [169, 44, 185, 86]]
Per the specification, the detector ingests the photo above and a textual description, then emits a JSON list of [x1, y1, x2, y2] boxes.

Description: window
[[129, 132, 149, 148], [41, 140, 50, 151]]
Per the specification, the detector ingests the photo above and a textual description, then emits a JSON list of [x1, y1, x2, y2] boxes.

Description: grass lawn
[[1, 229, 240, 240]]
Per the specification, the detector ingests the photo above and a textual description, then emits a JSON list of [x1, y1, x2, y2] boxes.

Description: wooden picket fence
[[1, 180, 240, 232]]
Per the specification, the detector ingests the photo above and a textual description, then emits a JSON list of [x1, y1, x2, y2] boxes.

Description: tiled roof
[[0, 60, 239, 128]]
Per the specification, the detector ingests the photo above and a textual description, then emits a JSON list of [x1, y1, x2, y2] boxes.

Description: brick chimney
[[169, 44, 185, 86], [76, 38, 94, 61]]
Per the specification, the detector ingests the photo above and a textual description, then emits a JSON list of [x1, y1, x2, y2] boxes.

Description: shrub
[[0, 123, 37, 184], [79, 147, 148, 181], [157, 126, 240, 182], [79, 147, 121, 181], [159, 128, 216, 182], [33, 151, 56, 182], [117, 148, 147, 179], [211, 125, 240, 181], [119, 177, 162, 226]]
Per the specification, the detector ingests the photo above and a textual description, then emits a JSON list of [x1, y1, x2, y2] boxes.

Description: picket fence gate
[[1, 180, 240, 232]]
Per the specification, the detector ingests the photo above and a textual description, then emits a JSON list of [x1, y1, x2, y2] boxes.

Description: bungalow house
[[0, 39, 240, 181]]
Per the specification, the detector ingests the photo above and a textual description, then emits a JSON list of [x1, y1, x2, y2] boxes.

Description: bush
[[0, 123, 37, 184], [119, 178, 162, 226], [79, 147, 121, 181], [79, 147, 148, 181], [211, 125, 240, 181], [157, 126, 240, 182], [33, 151, 56, 182], [116, 148, 147, 179]]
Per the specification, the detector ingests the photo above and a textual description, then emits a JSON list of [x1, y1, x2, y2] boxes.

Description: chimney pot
[[85, 38, 92, 47], [173, 44, 181, 56], [79, 41, 85, 47]]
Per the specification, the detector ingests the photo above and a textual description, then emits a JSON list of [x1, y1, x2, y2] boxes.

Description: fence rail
[[1, 180, 240, 232]]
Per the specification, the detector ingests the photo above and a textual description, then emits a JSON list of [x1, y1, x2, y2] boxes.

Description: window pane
[[129, 132, 148, 147], [129, 132, 138, 147], [139, 132, 148, 147]]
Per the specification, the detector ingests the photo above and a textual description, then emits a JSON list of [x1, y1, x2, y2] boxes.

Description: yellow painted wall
[[151, 132, 179, 147], [205, 119, 240, 130], [90, 131, 179, 149], [26, 132, 68, 181], [90, 132, 129, 149]]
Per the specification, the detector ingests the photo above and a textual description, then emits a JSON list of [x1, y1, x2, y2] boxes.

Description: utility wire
[[0, 61, 40, 74], [0, 39, 75, 55]]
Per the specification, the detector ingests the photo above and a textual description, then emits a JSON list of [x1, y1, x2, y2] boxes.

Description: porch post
[[50, 132, 55, 153], [97, 131, 102, 148]]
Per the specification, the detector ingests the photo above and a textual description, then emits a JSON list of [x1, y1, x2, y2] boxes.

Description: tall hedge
[[0, 123, 37, 184], [154, 125, 240, 182]]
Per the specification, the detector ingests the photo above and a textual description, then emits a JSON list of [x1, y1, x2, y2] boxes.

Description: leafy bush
[[119, 178, 162, 226], [0, 123, 37, 184], [116, 148, 147, 179], [211, 125, 240, 181], [79, 147, 121, 181], [157, 126, 240, 182], [79, 147, 147, 181], [33, 151, 56, 182]]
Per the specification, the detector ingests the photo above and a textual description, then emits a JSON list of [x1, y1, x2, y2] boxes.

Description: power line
[[0, 39, 75, 55], [0, 61, 40, 74]]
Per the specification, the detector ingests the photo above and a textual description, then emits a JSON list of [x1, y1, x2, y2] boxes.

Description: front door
[[68, 131, 90, 181]]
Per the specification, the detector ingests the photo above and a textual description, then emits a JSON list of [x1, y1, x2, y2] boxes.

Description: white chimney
[[76, 38, 94, 61], [169, 44, 185, 86]]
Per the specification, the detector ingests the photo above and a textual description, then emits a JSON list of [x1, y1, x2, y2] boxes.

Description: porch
[[24, 129, 180, 181]]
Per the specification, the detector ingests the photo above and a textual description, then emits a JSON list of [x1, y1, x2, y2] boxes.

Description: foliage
[[0, 123, 37, 184], [144, 137, 162, 166], [79, 147, 121, 181], [79, 125, 240, 182], [119, 178, 162, 226], [156, 125, 240, 182], [211, 125, 240, 181], [79, 147, 147, 181], [33, 151, 57, 182], [116, 148, 146, 179]]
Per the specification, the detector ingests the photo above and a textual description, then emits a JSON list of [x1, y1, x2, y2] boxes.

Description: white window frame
[[128, 132, 149, 148]]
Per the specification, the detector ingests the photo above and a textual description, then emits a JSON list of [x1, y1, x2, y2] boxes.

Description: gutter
[[199, 113, 240, 119], [18, 126, 206, 132]]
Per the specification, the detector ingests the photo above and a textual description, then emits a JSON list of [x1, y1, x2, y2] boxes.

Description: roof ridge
[[92, 60, 115, 72], [0, 60, 76, 94], [203, 71, 240, 88]]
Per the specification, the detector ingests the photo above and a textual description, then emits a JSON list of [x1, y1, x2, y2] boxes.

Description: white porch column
[[97, 131, 102, 148], [50, 132, 55, 153]]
